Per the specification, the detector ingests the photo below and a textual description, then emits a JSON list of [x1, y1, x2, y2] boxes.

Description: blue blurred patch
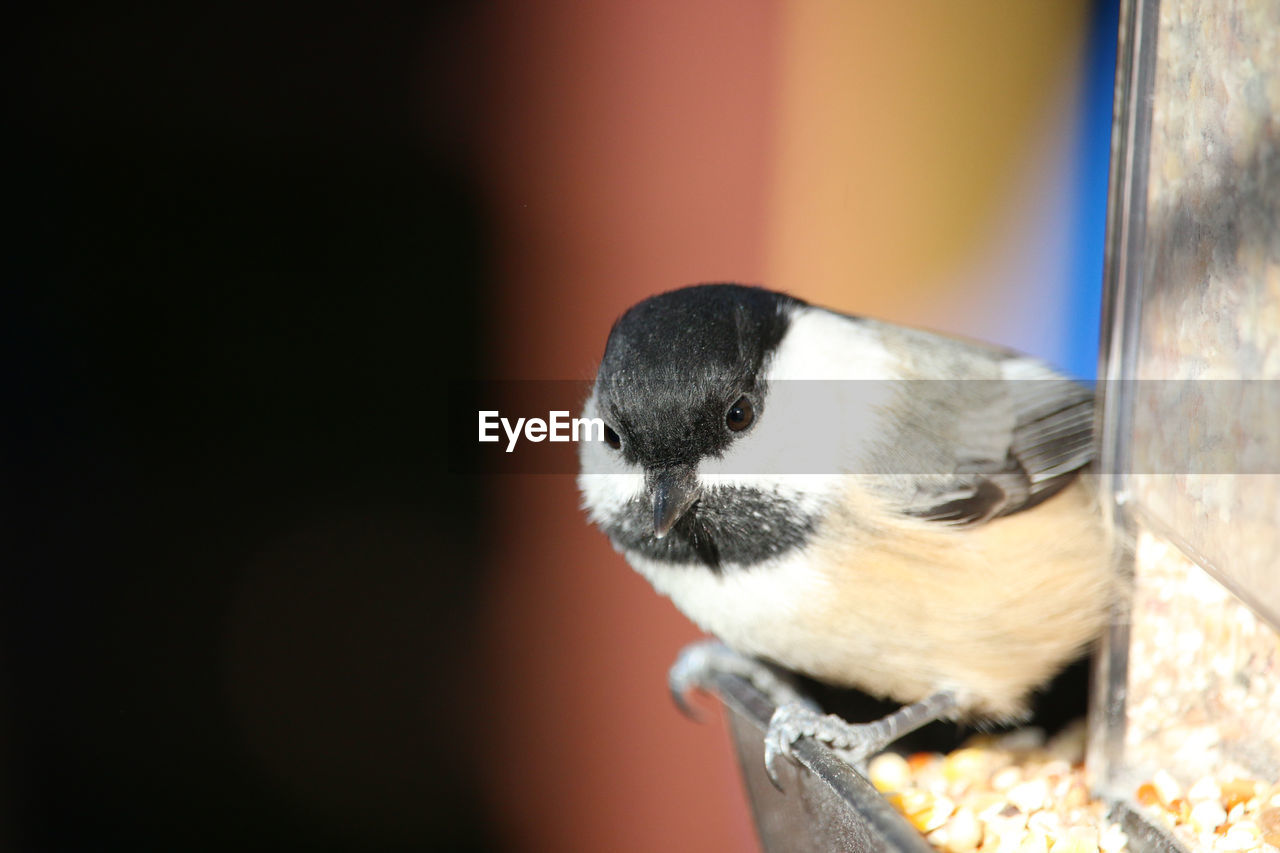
[[1061, 0, 1120, 380]]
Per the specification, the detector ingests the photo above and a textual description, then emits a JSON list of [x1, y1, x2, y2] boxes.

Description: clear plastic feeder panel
[[1091, 0, 1280, 848]]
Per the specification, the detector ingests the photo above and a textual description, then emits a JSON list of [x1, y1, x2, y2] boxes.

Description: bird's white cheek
[[577, 472, 644, 522], [577, 430, 645, 523], [693, 472, 844, 519]]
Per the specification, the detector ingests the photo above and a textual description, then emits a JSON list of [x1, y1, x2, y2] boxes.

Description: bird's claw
[[667, 639, 733, 721], [763, 702, 891, 791], [670, 641, 881, 791], [668, 639, 813, 722]]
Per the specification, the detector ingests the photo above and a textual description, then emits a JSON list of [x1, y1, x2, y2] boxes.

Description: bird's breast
[[618, 478, 1114, 719]]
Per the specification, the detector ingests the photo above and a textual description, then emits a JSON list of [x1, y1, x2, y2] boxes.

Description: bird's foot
[[764, 691, 959, 790], [668, 640, 814, 720], [763, 703, 889, 788]]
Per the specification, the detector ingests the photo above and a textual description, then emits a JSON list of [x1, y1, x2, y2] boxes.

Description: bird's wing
[[856, 327, 1095, 526], [903, 367, 1092, 525]]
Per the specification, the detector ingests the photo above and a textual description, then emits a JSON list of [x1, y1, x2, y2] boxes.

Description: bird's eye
[[604, 424, 621, 449], [725, 396, 755, 432]]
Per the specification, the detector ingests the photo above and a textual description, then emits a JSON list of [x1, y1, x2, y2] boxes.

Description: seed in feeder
[[869, 752, 912, 793], [1188, 799, 1227, 833], [1188, 777, 1223, 803], [946, 807, 983, 852], [1007, 779, 1050, 814], [1153, 770, 1183, 806], [1099, 823, 1129, 853]]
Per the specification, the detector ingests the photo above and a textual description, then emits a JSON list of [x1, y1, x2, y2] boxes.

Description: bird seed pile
[[869, 724, 1280, 853]]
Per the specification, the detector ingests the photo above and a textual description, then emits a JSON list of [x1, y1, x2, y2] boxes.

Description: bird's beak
[[649, 467, 701, 539]]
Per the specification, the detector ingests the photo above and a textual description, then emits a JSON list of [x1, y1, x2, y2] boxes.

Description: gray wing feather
[[857, 324, 1094, 525]]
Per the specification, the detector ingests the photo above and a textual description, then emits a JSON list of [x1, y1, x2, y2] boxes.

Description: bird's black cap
[[595, 284, 802, 468]]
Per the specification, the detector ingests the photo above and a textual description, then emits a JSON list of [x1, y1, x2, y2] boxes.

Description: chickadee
[[577, 283, 1114, 780]]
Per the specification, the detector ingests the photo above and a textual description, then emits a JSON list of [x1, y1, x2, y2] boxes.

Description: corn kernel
[[1007, 779, 1050, 814], [993, 767, 1023, 793], [1017, 831, 1050, 853], [1189, 799, 1228, 833], [944, 749, 993, 785], [1222, 780, 1259, 810], [869, 752, 912, 793], [1099, 823, 1129, 853], [1137, 783, 1160, 807], [1189, 777, 1223, 803], [944, 807, 984, 852], [1153, 770, 1183, 807], [1050, 834, 1099, 853]]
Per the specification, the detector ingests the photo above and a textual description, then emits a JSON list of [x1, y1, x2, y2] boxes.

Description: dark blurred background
[[8, 5, 490, 850], [7, 3, 1115, 851]]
